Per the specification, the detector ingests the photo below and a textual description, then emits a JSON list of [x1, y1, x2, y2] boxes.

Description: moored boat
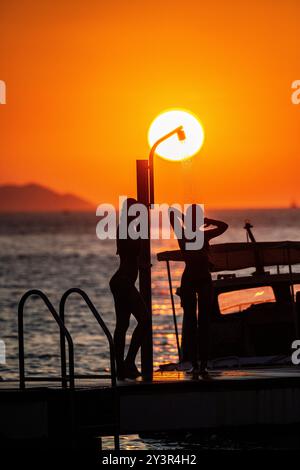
[[157, 238, 300, 368]]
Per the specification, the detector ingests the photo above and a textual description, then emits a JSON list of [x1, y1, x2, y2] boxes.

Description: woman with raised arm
[[110, 198, 149, 380], [169, 205, 228, 378]]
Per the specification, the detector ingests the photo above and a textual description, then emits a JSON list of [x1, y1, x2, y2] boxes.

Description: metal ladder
[[18, 288, 120, 449], [18, 289, 75, 389]]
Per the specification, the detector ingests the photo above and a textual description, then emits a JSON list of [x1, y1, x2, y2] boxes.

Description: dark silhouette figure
[[169, 205, 228, 376], [110, 198, 148, 380]]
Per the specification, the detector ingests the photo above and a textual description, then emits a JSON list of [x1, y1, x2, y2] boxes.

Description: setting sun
[[148, 110, 204, 161]]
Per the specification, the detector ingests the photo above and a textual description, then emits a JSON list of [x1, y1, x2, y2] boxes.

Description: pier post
[[136, 160, 153, 380]]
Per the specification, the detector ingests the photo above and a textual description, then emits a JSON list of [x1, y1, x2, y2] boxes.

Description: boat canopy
[[157, 241, 300, 272]]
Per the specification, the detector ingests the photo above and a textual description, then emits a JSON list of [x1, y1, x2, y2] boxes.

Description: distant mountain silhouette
[[0, 183, 94, 212]]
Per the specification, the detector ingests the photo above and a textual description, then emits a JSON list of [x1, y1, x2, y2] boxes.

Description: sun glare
[[148, 109, 204, 161]]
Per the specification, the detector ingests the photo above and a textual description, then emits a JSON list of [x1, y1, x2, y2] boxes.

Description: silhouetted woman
[[110, 198, 148, 380], [169, 205, 228, 377]]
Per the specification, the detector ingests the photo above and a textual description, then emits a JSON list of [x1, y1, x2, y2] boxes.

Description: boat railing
[[18, 289, 75, 389]]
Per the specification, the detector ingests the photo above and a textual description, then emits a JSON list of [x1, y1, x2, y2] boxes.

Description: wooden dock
[[1, 367, 300, 448]]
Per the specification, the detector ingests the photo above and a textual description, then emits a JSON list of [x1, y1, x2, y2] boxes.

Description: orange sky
[[0, 0, 299, 208]]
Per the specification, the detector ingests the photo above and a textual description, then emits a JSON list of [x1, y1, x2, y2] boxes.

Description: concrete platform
[[1, 367, 300, 441]]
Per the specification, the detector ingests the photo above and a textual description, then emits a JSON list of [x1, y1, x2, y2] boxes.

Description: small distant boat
[[290, 201, 298, 210], [157, 225, 300, 368]]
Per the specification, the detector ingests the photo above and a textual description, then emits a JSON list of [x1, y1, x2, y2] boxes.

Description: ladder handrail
[[18, 289, 75, 389], [59, 288, 117, 387]]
